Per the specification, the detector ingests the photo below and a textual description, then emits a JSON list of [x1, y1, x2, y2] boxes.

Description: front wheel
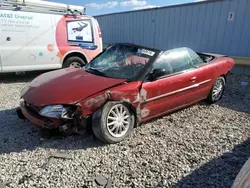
[[92, 102, 135, 144], [206, 76, 225, 104]]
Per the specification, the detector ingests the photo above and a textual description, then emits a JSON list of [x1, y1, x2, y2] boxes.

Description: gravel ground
[[0, 71, 250, 188]]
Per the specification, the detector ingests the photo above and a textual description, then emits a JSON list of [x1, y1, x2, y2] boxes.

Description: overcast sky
[[51, 0, 205, 15]]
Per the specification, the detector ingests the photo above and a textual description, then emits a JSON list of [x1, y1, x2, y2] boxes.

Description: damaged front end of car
[[39, 104, 87, 134], [17, 100, 90, 135]]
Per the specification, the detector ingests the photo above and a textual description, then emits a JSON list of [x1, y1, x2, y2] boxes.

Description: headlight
[[39, 105, 75, 119]]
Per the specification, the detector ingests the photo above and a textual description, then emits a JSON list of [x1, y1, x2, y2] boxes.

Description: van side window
[[67, 20, 93, 43]]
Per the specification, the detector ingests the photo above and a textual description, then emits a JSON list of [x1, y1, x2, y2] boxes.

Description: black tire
[[206, 76, 226, 104], [92, 102, 135, 144], [63, 56, 86, 68]]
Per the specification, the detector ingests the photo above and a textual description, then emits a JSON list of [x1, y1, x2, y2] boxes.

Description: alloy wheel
[[212, 79, 224, 101], [106, 104, 131, 138]]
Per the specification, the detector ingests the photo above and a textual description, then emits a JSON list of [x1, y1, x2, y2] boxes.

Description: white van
[[0, 0, 103, 73]]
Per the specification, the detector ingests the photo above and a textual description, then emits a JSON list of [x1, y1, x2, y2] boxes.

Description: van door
[[23, 13, 61, 70], [1, 10, 61, 72], [0, 28, 4, 72], [0, 10, 29, 72], [1, 28, 28, 72]]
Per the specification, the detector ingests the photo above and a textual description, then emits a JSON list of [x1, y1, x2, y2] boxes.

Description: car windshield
[[84, 44, 156, 79]]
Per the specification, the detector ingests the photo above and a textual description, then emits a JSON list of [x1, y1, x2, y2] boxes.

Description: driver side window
[[153, 53, 173, 75], [152, 48, 195, 78]]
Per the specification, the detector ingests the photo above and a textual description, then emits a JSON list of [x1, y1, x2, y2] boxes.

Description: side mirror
[[148, 68, 166, 81]]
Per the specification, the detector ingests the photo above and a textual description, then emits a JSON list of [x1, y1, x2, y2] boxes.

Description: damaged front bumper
[[18, 101, 61, 129], [18, 101, 88, 133]]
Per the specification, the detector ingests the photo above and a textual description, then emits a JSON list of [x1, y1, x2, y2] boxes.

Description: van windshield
[[84, 44, 156, 79]]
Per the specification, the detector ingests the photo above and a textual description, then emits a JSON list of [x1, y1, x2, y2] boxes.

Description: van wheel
[[206, 76, 225, 104], [92, 102, 135, 144], [63, 56, 86, 68]]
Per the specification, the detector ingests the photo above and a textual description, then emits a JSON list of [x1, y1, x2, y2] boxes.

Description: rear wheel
[[63, 56, 86, 68], [92, 102, 135, 144], [206, 76, 225, 104]]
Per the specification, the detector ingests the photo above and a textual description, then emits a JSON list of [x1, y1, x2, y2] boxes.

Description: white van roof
[[0, 0, 86, 15]]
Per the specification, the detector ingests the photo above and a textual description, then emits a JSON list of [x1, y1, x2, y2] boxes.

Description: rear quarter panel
[[213, 57, 235, 78], [188, 56, 235, 102]]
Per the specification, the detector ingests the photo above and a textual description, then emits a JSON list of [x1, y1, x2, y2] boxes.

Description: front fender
[[78, 91, 109, 116], [77, 81, 142, 117]]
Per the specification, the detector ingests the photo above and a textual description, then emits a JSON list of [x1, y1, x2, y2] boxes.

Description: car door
[[139, 48, 203, 121]]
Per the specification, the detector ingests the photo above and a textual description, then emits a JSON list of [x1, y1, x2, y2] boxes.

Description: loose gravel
[[0, 72, 250, 188]]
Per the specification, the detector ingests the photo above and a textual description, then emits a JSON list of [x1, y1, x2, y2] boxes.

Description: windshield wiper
[[86, 68, 107, 77]]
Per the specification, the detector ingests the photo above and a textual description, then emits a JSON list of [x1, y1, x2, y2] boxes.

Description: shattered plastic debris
[[105, 179, 112, 188], [41, 151, 72, 168], [95, 175, 108, 186], [0, 182, 6, 188], [50, 151, 72, 160]]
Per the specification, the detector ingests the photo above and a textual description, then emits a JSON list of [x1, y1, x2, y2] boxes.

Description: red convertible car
[[17, 43, 235, 143]]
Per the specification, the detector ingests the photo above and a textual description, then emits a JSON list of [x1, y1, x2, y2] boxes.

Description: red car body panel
[[19, 48, 235, 130], [140, 68, 210, 120], [138, 56, 234, 122], [22, 68, 126, 106], [79, 81, 142, 116]]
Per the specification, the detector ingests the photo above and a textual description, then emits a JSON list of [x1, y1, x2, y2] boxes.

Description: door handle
[[6, 37, 11, 41], [190, 77, 197, 82]]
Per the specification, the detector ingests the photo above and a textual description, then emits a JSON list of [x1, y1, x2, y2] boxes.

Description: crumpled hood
[[22, 68, 126, 106]]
